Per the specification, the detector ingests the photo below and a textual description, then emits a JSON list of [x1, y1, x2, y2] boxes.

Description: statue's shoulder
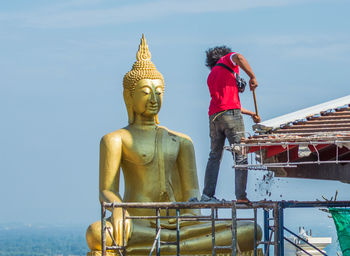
[[100, 128, 129, 147], [158, 126, 194, 145]]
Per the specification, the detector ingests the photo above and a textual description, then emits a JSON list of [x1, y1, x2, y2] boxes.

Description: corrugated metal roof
[[249, 106, 350, 142], [242, 95, 350, 182], [253, 94, 350, 133], [249, 94, 350, 143]]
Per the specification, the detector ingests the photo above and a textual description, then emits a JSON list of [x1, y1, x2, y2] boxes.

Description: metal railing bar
[[263, 209, 270, 256], [238, 217, 256, 221], [227, 140, 350, 147], [122, 208, 126, 256], [149, 228, 161, 256], [284, 237, 313, 256], [254, 208, 257, 256], [126, 216, 239, 221], [264, 226, 274, 256], [215, 245, 234, 249], [312, 144, 321, 165], [258, 240, 275, 245], [106, 227, 117, 246], [160, 241, 177, 245], [103, 201, 276, 209], [234, 160, 350, 168], [166, 207, 169, 216], [106, 246, 122, 250], [156, 208, 161, 256], [106, 227, 123, 256], [100, 200, 350, 256], [273, 204, 279, 256], [277, 203, 284, 256], [336, 144, 339, 164], [284, 227, 328, 256], [101, 203, 106, 256], [176, 209, 180, 256], [281, 200, 350, 208], [102, 201, 350, 211], [231, 202, 237, 256], [211, 207, 215, 256]]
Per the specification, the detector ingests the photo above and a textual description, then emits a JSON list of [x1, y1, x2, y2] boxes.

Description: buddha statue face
[[123, 35, 165, 124], [132, 79, 163, 118]]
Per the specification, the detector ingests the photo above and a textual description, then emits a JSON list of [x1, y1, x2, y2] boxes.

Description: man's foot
[[188, 197, 199, 202], [236, 197, 251, 204], [200, 194, 222, 203]]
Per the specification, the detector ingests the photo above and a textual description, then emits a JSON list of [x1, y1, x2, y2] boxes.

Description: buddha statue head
[[123, 34, 165, 124]]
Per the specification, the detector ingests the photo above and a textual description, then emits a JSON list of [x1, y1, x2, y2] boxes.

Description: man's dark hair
[[205, 46, 232, 70]]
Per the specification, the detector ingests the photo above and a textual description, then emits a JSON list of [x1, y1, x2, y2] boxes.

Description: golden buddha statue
[[86, 35, 261, 256]]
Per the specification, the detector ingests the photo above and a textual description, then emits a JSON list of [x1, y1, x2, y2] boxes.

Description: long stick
[[252, 89, 258, 116]]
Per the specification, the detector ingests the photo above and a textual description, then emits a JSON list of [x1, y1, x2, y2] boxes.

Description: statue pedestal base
[[87, 248, 263, 256]]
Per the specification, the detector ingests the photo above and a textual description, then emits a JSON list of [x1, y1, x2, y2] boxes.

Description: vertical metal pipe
[[176, 209, 180, 256], [231, 202, 237, 256], [264, 209, 270, 256], [278, 203, 284, 256], [336, 143, 339, 164], [254, 208, 257, 256], [233, 152, 236, 167], [122, 207, 126, 256], [273, 203, 279, 256], [166, 207, 169, 217], [211, 207, 215, 256], [156, 208, 160, 256], [101, 202, 106, 256]]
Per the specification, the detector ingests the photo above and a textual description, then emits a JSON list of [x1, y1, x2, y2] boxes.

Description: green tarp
[[329, 208, 350, 256]]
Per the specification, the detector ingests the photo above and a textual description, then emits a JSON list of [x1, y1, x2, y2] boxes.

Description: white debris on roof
[[253, 94, 350, 133]]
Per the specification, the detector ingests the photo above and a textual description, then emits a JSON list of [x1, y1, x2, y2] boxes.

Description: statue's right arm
[[98, 132, 131, 245], [99, 133, 123, 204]]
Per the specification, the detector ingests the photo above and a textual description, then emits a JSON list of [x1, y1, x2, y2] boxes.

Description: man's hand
[[249, 77, 258, 91], [252, 114, 261, 123]]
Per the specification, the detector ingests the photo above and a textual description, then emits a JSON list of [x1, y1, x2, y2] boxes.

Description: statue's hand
[[112, 208, 132, 246], [164, 213, 200, 229]]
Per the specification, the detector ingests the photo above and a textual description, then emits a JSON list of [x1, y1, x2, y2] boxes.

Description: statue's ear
[[155, 115, 159, 125], [123, 90, 134, 124]]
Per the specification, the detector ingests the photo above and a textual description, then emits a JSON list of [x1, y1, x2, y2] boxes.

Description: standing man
[[201, 46, 260, 203]]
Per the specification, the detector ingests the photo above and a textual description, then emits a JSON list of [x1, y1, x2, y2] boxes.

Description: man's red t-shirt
[[208, 52, 241, 116]]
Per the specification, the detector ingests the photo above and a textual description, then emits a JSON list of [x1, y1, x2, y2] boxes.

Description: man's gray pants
[[202, 109, 248, 200]]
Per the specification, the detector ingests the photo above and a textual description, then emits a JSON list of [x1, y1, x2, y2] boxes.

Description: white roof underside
[[253, 94, 350, 132]]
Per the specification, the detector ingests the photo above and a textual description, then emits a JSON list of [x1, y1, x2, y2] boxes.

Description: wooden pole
[[253, 89, 258, 116]]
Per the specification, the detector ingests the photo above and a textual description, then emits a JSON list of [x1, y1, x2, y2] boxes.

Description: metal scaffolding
[[100, 200, 350, 256], [224, 139, 350, 169], [101, 201, 262, 256]]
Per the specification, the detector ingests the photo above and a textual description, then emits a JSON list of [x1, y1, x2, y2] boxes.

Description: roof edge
[[253, 94, 350, 133]]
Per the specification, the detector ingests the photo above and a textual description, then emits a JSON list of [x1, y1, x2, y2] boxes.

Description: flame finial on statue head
[[136, 34, 151, 61], [123, 34, 164, 94], [123, 34, 164, 124]]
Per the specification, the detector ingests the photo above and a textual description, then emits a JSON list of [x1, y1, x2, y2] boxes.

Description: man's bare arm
[[241, 107, 261, 123], [232, 53, 258, 91]]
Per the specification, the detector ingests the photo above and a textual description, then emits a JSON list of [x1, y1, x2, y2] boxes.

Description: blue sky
[[1, 1, 349, 249]]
